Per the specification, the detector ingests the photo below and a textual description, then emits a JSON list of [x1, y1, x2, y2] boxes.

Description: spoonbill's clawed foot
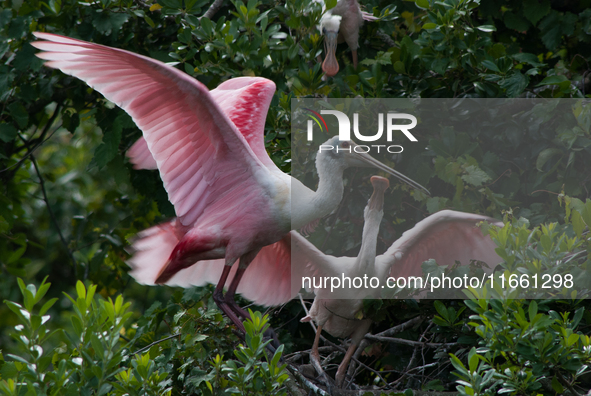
[[212, 288, 246, 333]]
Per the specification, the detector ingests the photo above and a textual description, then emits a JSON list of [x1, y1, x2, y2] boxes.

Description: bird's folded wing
[[32, 33, 275, 226], [376, 210, 503, 279]]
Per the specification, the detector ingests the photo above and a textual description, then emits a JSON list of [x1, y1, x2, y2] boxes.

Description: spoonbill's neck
[[290, 152, 347, 230], [356, 208, 382, 275]]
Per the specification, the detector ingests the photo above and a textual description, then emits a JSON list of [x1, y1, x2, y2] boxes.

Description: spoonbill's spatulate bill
[[320, 0, 377, 76], [296, 179, 502, 386], [32, 32, 429, 332]]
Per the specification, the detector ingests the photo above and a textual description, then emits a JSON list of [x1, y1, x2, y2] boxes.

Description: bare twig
[[365, 334, 457, 348], [373, 316, 424, 337], [30, 153, 79, 271], [287, 365, 330, 396], [132, 333, 181, 356]]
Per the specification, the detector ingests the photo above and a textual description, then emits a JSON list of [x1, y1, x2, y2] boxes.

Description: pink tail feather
[[127, 221, 179, 285]]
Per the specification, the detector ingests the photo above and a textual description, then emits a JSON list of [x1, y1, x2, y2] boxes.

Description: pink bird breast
[[32, 32, 295, 306]]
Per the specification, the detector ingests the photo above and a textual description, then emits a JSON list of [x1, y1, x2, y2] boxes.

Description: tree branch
[[201, 0, 225, 20], [30, 153, 78, 271]]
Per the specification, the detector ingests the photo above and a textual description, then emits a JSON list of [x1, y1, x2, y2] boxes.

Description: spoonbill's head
[[320, 13, 342, 77], [318, 136, 430, 195]]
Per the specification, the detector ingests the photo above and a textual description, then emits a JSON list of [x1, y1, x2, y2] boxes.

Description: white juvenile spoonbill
[[31, 32, 428, 332], [295, 177, 502, 387], [320, 0, 377, 76]]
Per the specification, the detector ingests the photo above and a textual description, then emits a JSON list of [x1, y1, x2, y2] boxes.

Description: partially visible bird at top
[[319, 0, 378, 77], [31, 32, 429, 333], [295, 177, 503, 387]]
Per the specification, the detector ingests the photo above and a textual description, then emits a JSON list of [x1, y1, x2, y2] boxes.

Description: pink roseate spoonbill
[[295, 182, 502, 387], [320, 0, 378, 77], [31, 32, 429, 332]]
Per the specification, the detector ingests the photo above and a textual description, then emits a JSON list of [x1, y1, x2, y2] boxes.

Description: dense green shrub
[[1, 0, 591, 393]]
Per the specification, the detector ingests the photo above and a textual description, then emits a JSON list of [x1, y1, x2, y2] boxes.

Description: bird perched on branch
[[295, 176, 502, 387], [32, 32, 428, 333], [320, 0, 378, 77]]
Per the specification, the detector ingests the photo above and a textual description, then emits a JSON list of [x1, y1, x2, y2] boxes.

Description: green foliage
[[1, 0, 591, 393], [450, 298, 591, 395], [208, 310, 289, 395], [0, 278, 143, 395], [444, 200, 591, 395], [0, 279, 287, 395]]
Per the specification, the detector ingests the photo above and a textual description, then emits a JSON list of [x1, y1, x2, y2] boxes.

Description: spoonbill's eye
[[341, 141, 350, 148], [322, 27, 327, 34]]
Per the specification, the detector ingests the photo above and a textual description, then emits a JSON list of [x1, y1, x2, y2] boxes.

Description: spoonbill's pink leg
[[310, 324, 323, 368], [222, 265, 281, 349], [352, 50, 358, 69], [224, 266, 250, 319], [309, 324, 334, 389], [335, 343, 358, 388], [212, 265, 246, 333]]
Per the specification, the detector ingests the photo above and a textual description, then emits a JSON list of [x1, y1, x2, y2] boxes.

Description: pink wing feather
[[129, 222, 294, 306], [127, 137, 157, 170], [378, 210, 503, 278], [128, 76, 277, 170], [32, 32, 277, 228]]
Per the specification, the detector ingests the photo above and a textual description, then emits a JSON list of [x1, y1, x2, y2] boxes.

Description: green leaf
[[8, 102, 28, 129], [461, 165, 491, 187], [89, 114, 124, 169], [393, 60, 405, 73], [511, 52, 545, 67], [433, 301, 448, 321], [536, 75, 568, 86], [481, 60, 500, 72], [39, 298, 58, 316], [536, 148, 562, 171], [0, 123, 17, 142], [468, 348, 479, 373], [325, 0, 337, 10], [528, 301, 537, 321], [62, 111, 80, 134], [431, 58, 448, 75], [415, 0, 429, 9], [76, 281, 86, 300], [571, 210, 585, 237], [523, 0, 550, 26], [551, 376, 564, 393], [476, 25, 496, 32], [500, 71, 529, 97], [504, 12, 530, 32]]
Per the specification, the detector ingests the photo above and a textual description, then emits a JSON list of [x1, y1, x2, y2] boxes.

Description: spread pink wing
[[32, 32, 276, 227], [290, 231, 355, 283], [128, 77, 277, 171], [130, 224, 294, 306], [376, 210, 503, 278], [127, 137, 157, 170]]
